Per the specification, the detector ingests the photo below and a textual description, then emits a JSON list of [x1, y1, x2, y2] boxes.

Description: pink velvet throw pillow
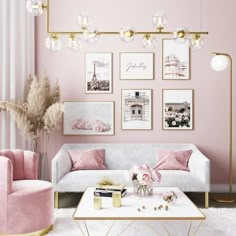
[[68, 149, 107, 171], [154, 149, 192, 172]]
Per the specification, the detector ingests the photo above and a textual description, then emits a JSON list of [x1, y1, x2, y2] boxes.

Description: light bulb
[[152, 11, 167, 30], [83, 27, 99, 43], [67, 35, 83, 51], [45, 35, 62, 52], [77, 12, 93, 31], [143, 34, 157, 49], [26, 0, 44, 16], [189, 34, 204, 49], [173, 26, 189, 44], [120, 27, 136, 42], [211, 55, 228, 71]]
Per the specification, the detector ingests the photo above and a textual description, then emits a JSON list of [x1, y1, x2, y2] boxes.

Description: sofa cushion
[[11, 180, 52, 197], [154, 149, 192, 171], [68, 149, 107, 171], [54, 169, 207, 192]]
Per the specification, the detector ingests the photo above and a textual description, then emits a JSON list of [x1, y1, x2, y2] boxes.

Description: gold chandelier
[[26, 0, 208, 51]]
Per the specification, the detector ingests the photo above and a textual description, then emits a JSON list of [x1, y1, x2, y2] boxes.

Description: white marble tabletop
[[73, 187, 205, 221]]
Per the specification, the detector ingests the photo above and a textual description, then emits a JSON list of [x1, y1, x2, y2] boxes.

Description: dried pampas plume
[[0, 74, 64, 148]]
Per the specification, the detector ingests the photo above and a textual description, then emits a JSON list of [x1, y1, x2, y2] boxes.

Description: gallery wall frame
[[162, 89, 194, 130], [121, 89, 152, 130], [120, 52, 154, 80], [85, 52, 113, 93], [162, 39, 191, 80], [63, 101, 115, 135]]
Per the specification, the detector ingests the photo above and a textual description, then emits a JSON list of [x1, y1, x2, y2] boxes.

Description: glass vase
[[133, 180, 153, 197]]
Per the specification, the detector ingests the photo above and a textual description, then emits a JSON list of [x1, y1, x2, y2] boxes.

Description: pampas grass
[[0, 74, 63, 150]]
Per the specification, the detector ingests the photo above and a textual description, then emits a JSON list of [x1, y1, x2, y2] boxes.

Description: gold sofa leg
[[205, 192, 209, 208], [54, 192, 59, 208]]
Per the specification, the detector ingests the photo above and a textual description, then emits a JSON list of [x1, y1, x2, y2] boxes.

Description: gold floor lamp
[[211, 52, 235, 203]]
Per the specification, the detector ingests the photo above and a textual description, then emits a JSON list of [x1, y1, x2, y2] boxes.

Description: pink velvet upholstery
[[0, 149, 53, 235]]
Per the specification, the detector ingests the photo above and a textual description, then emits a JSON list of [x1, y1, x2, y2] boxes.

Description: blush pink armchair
[[0, 149, 53, 235]]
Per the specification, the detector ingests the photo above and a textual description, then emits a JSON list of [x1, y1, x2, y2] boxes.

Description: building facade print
[[164, 54, 187, 78], [124, 91, 150, 121]]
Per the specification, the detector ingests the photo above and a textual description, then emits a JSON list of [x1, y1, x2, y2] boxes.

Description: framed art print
[[162, 89, 193, 130], [121, 89, 152, 130], [86, 53, 112, 93], [162, 39, 190, 80], [63, 101, 114, 135], [120, 52, 154, 80]]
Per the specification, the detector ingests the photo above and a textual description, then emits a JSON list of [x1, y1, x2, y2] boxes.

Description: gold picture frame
[[121, 89, 153, 130], [162, 89, 194, 130], [85, 52, 113, 94], [63, 101, 115, 135], [162, 39, 191, 80], [120, 52, 154, 80]]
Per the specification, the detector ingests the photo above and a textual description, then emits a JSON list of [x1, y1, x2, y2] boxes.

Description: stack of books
[[94, 184, 127, 198]]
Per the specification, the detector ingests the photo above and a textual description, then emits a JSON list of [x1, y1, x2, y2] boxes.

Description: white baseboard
[[211, 184, 236, 192]]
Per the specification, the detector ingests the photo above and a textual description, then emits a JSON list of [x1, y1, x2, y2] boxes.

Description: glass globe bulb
[[211, 55, 228, 71], [152, 11, 167, 30], [120, 27, 136, 42], [143, 35, 157, 49], [173, 26, 189, 44], [26, 0, 44, 16], [67, 35, 83, 51], [189, 35, 204, 49], [45, 35, 62, 52], [77, 12, 93, 31], [83, 27, 99, 43]]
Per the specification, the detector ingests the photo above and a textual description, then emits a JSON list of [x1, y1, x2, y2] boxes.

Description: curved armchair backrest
[[0, 149, 38, 180]]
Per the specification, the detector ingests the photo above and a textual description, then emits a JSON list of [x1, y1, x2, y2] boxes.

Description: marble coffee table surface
[[73, 187, 205, 220]]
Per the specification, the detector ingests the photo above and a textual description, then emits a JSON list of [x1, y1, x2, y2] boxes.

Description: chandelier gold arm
[[43, 0, 208, 37]]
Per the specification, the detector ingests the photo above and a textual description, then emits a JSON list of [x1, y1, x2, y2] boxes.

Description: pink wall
[[36, 0, 236, 184]]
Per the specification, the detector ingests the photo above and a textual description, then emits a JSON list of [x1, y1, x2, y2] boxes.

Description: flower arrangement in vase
[[129, 164, 161, 197]]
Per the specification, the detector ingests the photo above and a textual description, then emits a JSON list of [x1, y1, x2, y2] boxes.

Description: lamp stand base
[[212, 194, 235, 203]]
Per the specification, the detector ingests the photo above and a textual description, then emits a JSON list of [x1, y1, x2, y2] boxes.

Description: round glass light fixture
[[143, 34, 157, 49], [120, 27, 136, 42], [152, 11, 167, 31], [77, 12, 92, 31], [173, 26, 189, 44], [189, 34, 204, 49], [26, 0, 44, 16], [45, 34, 62, 52], [83, 27, 99, 43], [67, 35, 83, 51], [211, 55, 229, 71]]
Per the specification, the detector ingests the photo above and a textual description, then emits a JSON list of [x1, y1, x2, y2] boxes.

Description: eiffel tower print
[[92, 62, 97, 81]]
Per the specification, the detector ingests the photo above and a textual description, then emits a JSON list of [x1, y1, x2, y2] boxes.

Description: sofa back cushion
[[68, 149, 107, 171], [154, 149, 192, 171], [62, 143, 197, 170]]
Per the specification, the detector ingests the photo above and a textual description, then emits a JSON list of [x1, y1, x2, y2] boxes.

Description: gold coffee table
[[73, 187, 205, 236]]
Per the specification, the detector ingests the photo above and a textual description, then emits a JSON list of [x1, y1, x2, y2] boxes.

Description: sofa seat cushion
[[157, 170, 208, 191], [7, 180, 53, 234], [55, 169, 208, 192], [11, 180, 52, 197], [55, 170, 128, 192]]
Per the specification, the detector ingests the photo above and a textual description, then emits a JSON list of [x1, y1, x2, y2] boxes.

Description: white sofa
[[52, 143, 210, 208]]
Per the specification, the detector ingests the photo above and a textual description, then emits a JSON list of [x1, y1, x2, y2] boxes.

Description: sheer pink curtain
[[0, 0, 35, 149]]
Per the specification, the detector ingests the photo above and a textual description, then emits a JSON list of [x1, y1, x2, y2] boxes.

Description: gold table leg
[[75, 221, 86, 236], [144, 221, 162, 236], [205, 192, 209, 208], [54, 192, 58, 209]]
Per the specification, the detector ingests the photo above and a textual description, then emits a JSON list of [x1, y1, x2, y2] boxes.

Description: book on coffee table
[[95, 183, 126, 192], [94, 188, 127, 198]]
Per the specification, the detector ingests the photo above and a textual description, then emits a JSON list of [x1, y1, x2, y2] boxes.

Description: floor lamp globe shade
[[211, 55, 229, 71]]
